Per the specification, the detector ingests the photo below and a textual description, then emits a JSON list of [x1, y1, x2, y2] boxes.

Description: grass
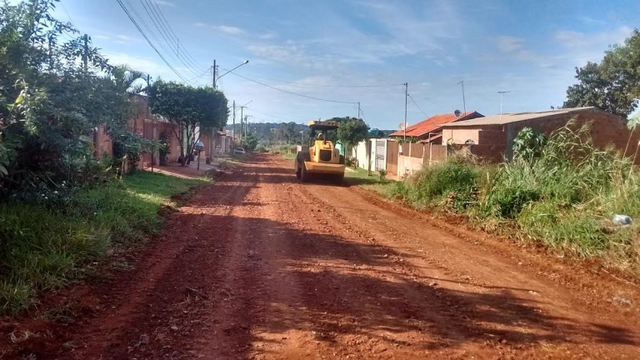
[[282, 153, 296, 160], [383, 123, 640, 274], [345, 167, 397, 196], [0, 171, 208, 315]]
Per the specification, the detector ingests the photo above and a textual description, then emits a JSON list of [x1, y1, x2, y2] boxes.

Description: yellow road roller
[[295, 121, 346, 183]]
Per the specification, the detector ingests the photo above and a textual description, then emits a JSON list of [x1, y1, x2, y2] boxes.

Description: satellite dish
[[454, 109, 462, 118], [398, 121, 408, 131]]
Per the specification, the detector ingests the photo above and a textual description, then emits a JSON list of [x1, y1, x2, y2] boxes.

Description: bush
[[379, 169, 387, 180], [406, 158, 478, 210]]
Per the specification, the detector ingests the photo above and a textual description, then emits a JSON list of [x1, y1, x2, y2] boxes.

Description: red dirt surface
[[1, 154, 639, 359]]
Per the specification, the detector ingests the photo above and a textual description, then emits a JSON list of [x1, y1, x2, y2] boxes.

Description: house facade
[[440, 107, 640, 162]]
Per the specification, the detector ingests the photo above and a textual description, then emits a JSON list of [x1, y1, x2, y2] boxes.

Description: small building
[[440, 107, 640, 162], [389, 111, 484, 144]]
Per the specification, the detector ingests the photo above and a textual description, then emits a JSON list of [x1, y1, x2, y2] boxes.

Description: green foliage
[[564, 29, 640, 117], [150, 80, 228, 165], [242, 132, 258, 152], [0, 0, 144, 198], [405, 159, 479, 210], [512, 127, 547, 163], [387, 122, 640, 267], [337, 117, 370, 148], [379, 169, 387, 180], [0, 171, 207, 314]]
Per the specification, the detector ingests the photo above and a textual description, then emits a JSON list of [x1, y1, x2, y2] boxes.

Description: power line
[[137, 0, 203, 76], [59, 2, 77, 28], [116, 0, 192, 83], [408, 93, 428, 118], [186, 67, 212, 83], [226, 70, 358, 105], [122, 0, 190, 77], [245, 106, 305, 122], [147, 0, 205, 70], [234, 72, 404, 89], [142, 0, 204, 72]]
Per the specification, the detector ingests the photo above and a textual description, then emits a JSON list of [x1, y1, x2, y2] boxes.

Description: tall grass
[[0, 171, 207, 314], [391, 123, 640, 272]]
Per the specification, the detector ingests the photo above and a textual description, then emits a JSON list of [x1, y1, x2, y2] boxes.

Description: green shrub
[[406, 159, 478, 209]]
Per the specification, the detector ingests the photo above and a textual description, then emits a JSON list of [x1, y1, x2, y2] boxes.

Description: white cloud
[[92, 34, 110, 40], [195, 23, 245, 35], [577, 15, 605, 26], [554, 26, 633, 65], [155, 0, 175, 7], [104, 52, 166, 75], [259, 32, 278, 40], [496, 36, 525, 54]]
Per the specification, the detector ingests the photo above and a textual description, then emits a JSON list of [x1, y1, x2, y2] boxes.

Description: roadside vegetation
[[0, 171, 207, 314], [387, 124, 640, 273], [0, 1, 224, 314]]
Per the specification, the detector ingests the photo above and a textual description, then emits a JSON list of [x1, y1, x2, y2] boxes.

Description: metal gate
[[386, 140, 398, 176], [375, 139, 385, 171]]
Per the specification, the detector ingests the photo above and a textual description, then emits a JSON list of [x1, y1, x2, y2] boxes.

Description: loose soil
[[1, 154, 639, 359]]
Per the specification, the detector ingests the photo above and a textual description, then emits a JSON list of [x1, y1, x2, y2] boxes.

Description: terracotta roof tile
[[390, 111, 483, 138]]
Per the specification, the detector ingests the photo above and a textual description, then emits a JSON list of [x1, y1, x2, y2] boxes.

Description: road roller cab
[[295, 121, 346, 183]]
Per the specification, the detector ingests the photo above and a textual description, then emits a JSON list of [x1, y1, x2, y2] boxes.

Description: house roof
[[440, 107, 605, 128], [390, 111, 483, 138]]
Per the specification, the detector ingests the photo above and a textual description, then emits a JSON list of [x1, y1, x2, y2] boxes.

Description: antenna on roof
[[398, 121, 408, 131], [498, 90, 510, 121], [454, 109, 462, 118], [457, 80, 467, 115]]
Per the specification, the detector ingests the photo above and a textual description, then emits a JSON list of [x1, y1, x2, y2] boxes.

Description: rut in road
[[54, 155, 639, 360]]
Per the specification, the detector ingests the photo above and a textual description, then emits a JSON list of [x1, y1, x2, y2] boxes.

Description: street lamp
[[239, 100, 252, 143], [214, 60, 249, 88]]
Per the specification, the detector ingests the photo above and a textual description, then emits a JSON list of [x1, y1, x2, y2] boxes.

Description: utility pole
[[244, 115, 249, 137], [232, 100, 236, 145], [457, 80, 467, 115], [404, 82, 408, 142], [239, 105, 245, 144], [82, 34, 89, 73], [212, 59, 217, 89], [357, 102, 361, 120]]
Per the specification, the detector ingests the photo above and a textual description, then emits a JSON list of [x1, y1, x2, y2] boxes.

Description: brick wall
[[444, 109, 640, 163]]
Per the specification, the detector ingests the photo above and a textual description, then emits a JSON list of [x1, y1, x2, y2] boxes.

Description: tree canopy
[[324, 117, 370, 148], [564, 29, 640, 118], [149, 80, 228, 164], [0, 0, 139, 194]]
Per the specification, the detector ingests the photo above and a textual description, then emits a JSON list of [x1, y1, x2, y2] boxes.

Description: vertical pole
[[232, 100, 236, 145], [212, 59, 217, 89], [82, 34, 88, 73], [404, 82, 408, 142], [461, 81, 467, 114], [357, 102, 361, 120], [240, 106, 244, 144]]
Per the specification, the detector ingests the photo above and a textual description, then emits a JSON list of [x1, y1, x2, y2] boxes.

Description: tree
[[564, 29, 640, 118], [242, 133, 258, 151], [149, 81, 228, 165], [0, 0, 137, 193], [327, 117, 370, 149]]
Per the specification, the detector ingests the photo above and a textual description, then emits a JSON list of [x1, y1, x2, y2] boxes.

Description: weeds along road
[[55, 154, 639, 359]]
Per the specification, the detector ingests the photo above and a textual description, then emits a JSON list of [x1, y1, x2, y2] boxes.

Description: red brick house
[[440, 107, 640, 163], [389, 111, 484, 144]]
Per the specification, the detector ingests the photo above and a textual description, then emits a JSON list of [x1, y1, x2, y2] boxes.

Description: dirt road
[[16, 154, 640, 359]]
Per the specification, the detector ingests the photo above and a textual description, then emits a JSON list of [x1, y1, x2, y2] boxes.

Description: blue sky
[[54, 0, 639, 129]]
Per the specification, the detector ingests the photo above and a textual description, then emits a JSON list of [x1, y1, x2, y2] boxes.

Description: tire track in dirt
[[20, 154, 640, 359]]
